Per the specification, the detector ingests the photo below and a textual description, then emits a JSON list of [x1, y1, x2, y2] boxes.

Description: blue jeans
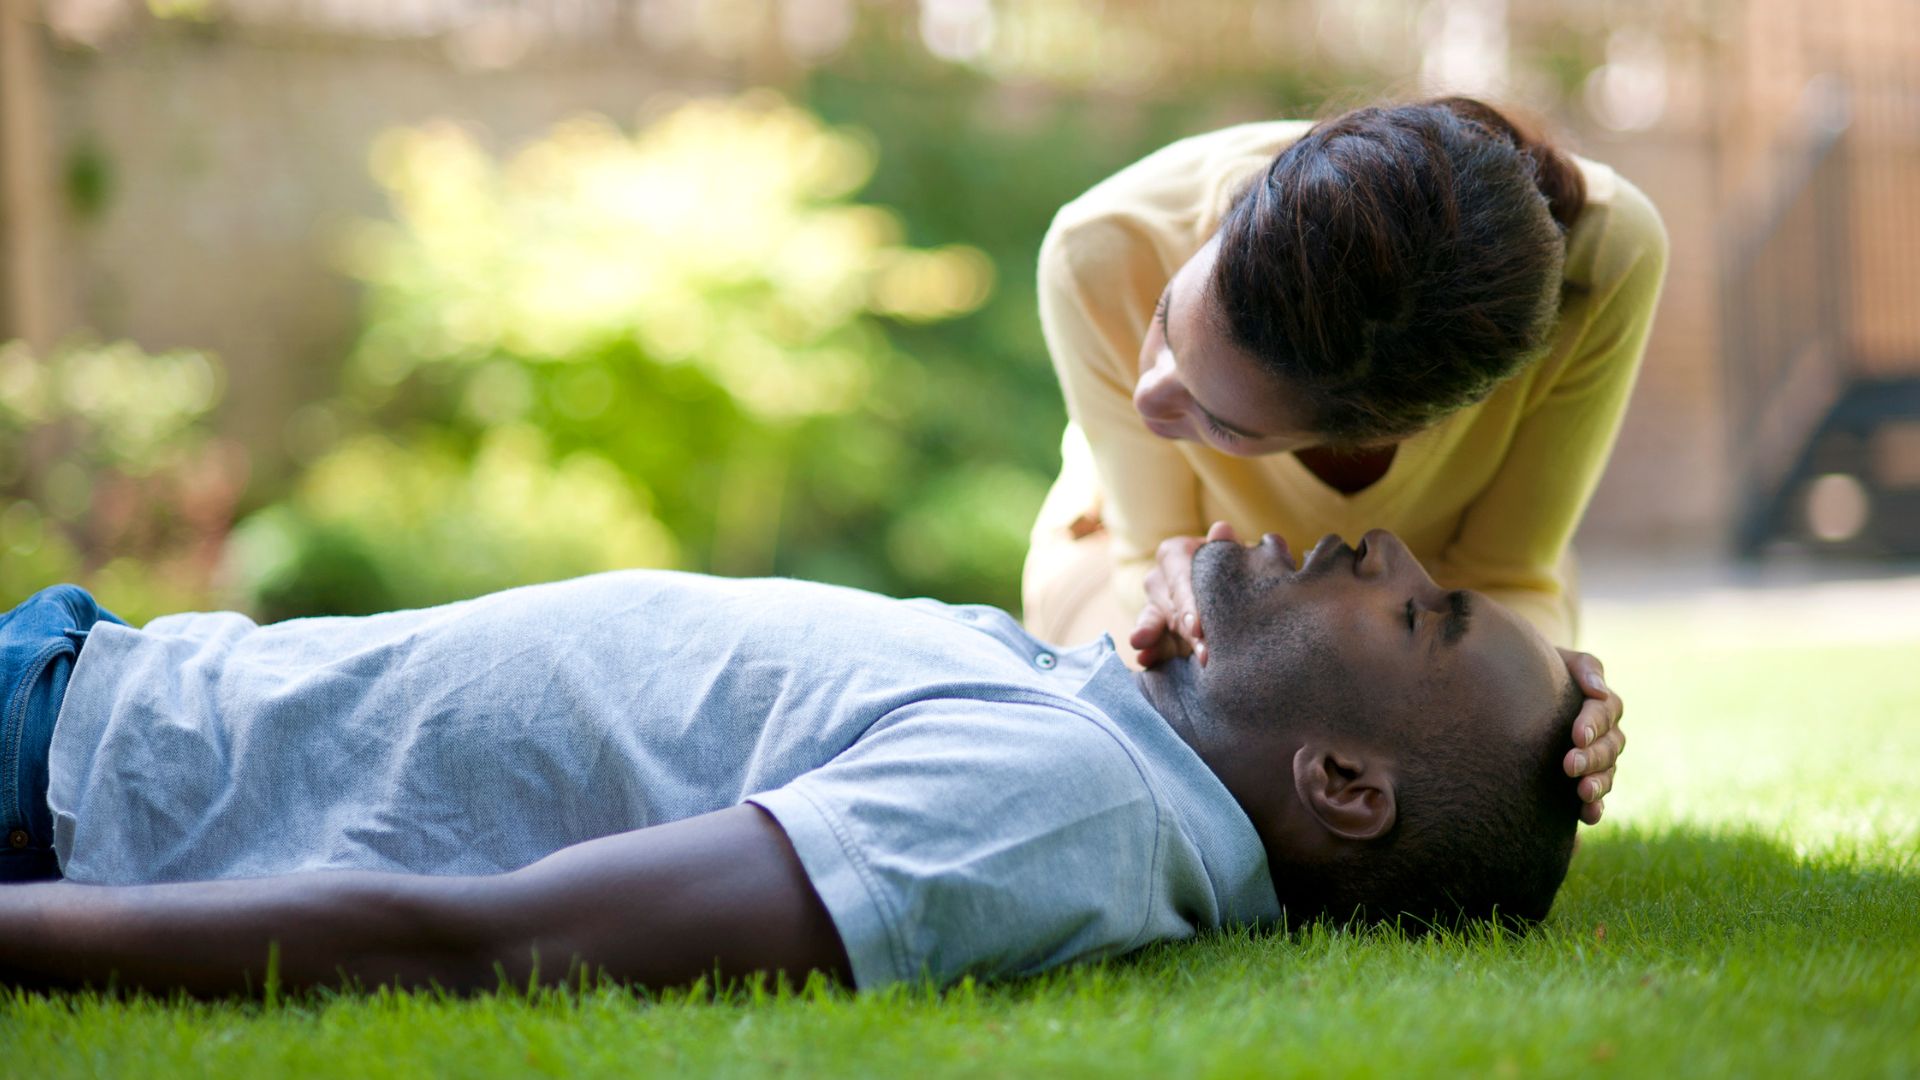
[[1, 584, 124, 882]]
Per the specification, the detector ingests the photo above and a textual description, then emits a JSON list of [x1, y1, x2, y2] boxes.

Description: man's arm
[[0, 804, 852, 996]]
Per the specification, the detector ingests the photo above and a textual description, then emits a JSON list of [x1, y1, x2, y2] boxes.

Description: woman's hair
[[1210, 97, 1586, 444]]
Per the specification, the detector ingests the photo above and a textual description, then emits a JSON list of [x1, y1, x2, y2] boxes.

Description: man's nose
[[1132, 352, 1186, 419], [1355, 528, 1395, 578]]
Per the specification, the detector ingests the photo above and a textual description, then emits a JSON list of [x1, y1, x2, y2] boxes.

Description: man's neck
[[1133, 660, 1207, 753], [1134, 661, 1305, 877], [1134, 661, 1288, 806]]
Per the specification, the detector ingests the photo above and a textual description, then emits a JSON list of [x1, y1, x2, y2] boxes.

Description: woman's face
[[1134, 237, 1315, 457]]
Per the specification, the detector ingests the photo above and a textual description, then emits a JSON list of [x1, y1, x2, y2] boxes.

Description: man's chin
[[1189, 539, 1242, 636]]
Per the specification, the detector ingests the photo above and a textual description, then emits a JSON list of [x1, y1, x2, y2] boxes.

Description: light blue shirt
[[50, 571, 1280, 987]]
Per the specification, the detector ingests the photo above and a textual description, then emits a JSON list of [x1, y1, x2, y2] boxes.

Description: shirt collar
[[1068, 640, 1284, 927]]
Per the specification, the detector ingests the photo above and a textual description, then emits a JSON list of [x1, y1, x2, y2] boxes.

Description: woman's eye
[[1405, 599, 1416, 632], [1202, 413, 1241, 443]]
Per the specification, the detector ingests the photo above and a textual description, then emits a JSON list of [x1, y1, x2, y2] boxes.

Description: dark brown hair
[[1211, 97, 1587, 444], [1337, 676, 1586, 933], [1271, 676, 1588, 934]]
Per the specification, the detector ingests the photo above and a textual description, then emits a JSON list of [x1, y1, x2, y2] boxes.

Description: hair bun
[[1429, 96, 1587, 232]]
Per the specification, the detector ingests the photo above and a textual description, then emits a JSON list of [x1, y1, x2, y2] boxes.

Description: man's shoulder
[[873, 690, 1158, 793], [759, 689, 1173, 987]]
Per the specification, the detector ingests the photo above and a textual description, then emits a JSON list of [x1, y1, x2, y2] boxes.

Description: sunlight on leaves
[[237, 92, 1001, 614]]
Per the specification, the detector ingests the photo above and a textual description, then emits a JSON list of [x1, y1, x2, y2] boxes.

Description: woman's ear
[[1291, 743, 1398, 841]]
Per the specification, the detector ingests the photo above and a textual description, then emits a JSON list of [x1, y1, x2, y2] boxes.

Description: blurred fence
[[1721, 85, 1854, 552], [1721, 76, 1920, 555]]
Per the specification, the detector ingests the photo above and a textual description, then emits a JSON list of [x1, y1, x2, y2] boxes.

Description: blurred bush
[[228, 426, 677, 619], [0, 339, 244, 623], [229, 92, 1028, 617]]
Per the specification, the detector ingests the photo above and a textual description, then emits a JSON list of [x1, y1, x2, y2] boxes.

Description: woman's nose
[[1133, 352, 1186, 419]]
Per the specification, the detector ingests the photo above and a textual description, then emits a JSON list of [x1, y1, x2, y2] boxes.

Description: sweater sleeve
[[1036, 212, 1204, 612], [1434, 172, 1671, 648], [1030, 122, 1313, 618]]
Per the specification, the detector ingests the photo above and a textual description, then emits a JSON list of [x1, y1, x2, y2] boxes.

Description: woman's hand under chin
[[1557, 647, 1626, 826], [1130, 520, 1238, 668]]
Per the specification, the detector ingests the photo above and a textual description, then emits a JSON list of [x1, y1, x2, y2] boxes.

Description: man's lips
[[1300, 532, 1347, 573], [1257, 531, 1295, 571], [1202, 531, 1317, 574]]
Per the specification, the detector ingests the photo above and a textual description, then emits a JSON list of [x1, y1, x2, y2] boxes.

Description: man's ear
[[1291, 743, 1397, 842]]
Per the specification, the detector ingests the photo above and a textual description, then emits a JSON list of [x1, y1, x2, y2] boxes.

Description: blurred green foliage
[[225, 53, 1324, 619], [228, 427, 678, 619], [23, 0, 1688, 622], [14, 55, 1326, 623], [0, 339, 242, 624], [230, 93, 1031, 619]]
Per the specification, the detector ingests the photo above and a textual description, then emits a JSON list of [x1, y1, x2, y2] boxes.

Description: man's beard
[[1191, 540, 1353, 732], [1191, 540, 1292, 628], [1190, 541, 1282, 650]]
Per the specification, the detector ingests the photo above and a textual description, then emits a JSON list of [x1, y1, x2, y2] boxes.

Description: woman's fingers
[[1174, 521, 1235, 633], [1558, 647, 1625, 755], [1131, 605, 1193, 667], [1562, 650, 1623, 736], [1565, 699, 1625, 776], [1578, 684, 1624, 747], [1555, 647, 1625, 829], [1566, 731, 1624, 782], [1152, 534, 1205, 645], [1594, 724, 1625, 773], [1181, 522, 1235, 645], [1580, 767, 1616, 803], [1129, 607, 1169, 651], [1562, 648, 1605, 695], [1139, 523, 1243, 668]]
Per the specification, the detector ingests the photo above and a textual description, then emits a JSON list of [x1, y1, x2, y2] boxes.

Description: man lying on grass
[[0, 528, 1613, 995]]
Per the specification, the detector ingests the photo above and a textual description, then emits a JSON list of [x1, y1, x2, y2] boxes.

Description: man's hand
[[1130, 521, 1237, 668], [1558, 648, 1625, 825]]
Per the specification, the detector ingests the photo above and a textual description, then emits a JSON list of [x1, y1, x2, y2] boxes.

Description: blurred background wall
[[1, 0, 1916, 623]]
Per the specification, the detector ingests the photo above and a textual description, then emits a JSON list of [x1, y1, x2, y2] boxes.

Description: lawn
[[5, 588, 1917, 1078]]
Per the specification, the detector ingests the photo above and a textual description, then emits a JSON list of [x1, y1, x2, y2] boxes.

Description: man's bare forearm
[[0, 805, 850, 997], [0, 871, 509, 996]]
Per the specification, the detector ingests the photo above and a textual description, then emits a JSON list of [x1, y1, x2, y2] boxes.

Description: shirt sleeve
[[1432, 173, 1671, 647], [1037, 212, 1203, 612], [747, 697, 1171, 989]]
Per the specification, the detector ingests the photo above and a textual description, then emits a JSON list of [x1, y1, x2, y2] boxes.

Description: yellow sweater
[[1026, 120, 1670, 648]]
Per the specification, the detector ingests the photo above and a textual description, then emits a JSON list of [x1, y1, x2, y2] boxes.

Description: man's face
[[1188, 529, 1564, 744]]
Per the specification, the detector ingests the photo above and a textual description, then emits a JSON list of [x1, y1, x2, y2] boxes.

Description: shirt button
[[7, 829, 28, 849], [1034, 651, 1057, 669]]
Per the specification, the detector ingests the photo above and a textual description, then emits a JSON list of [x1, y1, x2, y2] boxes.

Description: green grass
[[6, 607, 1918, 1078]]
